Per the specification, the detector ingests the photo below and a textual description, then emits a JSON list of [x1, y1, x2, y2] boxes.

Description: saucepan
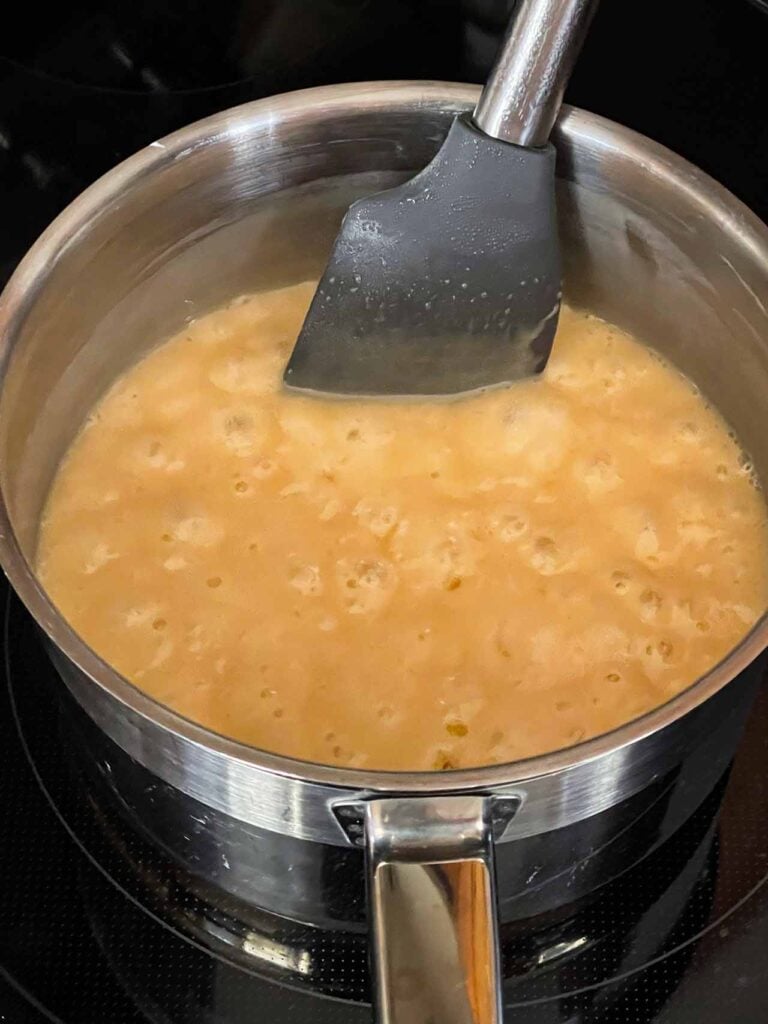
[[1, 83, 767, 1023]]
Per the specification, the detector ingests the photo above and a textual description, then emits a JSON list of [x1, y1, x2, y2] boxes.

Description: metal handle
[[365, 796, 502, 1024], [474, 0, 600, 148]]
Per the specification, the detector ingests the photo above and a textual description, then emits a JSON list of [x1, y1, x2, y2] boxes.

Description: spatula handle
[[474, 0, 599, 149]]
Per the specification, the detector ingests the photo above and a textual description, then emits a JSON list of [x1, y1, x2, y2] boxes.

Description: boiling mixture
[[37, 282, 768, 770]]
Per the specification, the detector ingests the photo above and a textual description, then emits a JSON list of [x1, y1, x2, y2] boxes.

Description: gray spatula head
[[284, 114, 560, 398]]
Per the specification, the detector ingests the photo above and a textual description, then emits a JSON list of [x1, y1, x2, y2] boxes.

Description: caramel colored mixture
[[37, 282, 768, 770]]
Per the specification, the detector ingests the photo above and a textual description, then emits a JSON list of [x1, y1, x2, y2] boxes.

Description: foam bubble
[[611, 570, 631, 594], [574, 454, 622, 494], [638, 589, 662, 621], [124, 604, 162, 629], [319, 500, 341, 522], [209, 350, 279, 394], [84, 542, 120, 575], [634, 524, 659, 560], [353, 501, 399, 538], [489, 510, 528, 543], [212, 409, 266, 458], [290, 563, 323, 597], [163, 555, 187, 572], [174, 516, 224, 547], [336, 557, 397, 614]]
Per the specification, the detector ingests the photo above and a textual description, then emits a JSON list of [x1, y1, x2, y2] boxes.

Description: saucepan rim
[[1, 80, 767, 794]]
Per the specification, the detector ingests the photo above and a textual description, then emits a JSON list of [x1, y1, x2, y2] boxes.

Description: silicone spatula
[[284, 0, 598, 397]]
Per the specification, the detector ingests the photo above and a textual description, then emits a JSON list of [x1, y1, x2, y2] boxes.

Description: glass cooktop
[[3, 586, 768, 1023], [1, 1, 767, 1020], [1, 0, 767, 290]]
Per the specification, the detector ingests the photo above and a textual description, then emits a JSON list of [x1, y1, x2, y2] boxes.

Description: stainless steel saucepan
[[1, 82, 767, 1024]]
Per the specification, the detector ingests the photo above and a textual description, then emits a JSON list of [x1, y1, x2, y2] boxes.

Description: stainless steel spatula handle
[[474, 0, 599, 148]]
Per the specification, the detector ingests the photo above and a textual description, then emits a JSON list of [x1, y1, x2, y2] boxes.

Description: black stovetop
[[1, 0, 767, 290], [2, 1, 768, 1021], [4, 584, 768, 1024]]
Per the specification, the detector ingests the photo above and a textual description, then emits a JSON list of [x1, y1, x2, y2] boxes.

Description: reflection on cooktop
[[3, 589, 768, 1022]]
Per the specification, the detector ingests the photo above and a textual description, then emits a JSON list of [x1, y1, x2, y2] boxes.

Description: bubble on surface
[[678, 519, 720, 546], [432, 750, 459, 771], [334, 414, 395, 451], [574, 453, 622, 495], [212, 408, 266, 458], [445, 720, 468, 737], [353, 501, 399, 538], [84, 542, 120, 575], [489, 510, 528, 543], [676, 421, 700, 443], [498, 399, 571, 472], [635, 524, 659, 561], [163, 556, 187, 572], [209, 350, 280, 394], [289, 563, 323, 597], [611, 570, 631, 594], [174, 516, 224, 547], [528, 536, 562, 575], [639, 589, 662, 621], [279, 406, 325, 449], [124, 604, 162, 629], [253, 457, 277, 479], [280, 482, 310, 497], [319, 499, 341, 522], [148, 638, 174, 670], [729, 603, 759, 625], [336, 558, 397, 614], [658, 639, 674, 661]]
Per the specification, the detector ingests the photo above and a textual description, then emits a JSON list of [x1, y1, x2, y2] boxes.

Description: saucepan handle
[[364, 794, 518, 1024]]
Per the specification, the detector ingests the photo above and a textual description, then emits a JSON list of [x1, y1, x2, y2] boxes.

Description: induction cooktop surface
[[3, 588, 768, 1023], [1, 1, 767, 1021]]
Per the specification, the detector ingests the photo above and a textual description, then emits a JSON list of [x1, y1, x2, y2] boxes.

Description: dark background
[[1, 0, 766, 286], [1, 4, 768, 1021]]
